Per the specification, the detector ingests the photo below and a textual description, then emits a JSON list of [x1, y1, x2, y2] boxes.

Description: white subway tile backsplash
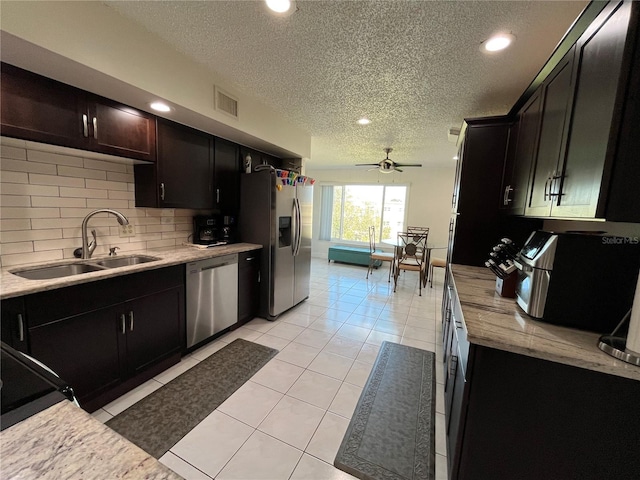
[[31, 197, 86, 208], [108, 190, 135, 200], [58, 165, 107, 180], [29, 174, 85, 188], [1, 183, 59, 197], [106, 171, 134, 183], [2, 250, 63, 267], [1, 171, 29, 184], [85, 179, 128, 191], [1, 229, 63, 242], [27, 150, 84, 167], [1, 219, 31, 231], [0, 195, 31, 207], [60, 187, 108, 199], [2, 207, 60, 219], [1, 137, 27, 148], [0, 145, 27, 160], [86, 198, 129, 209], [0, 158, 57, 175], [34, 238, 84, 251], [0, 139, 195, 267], [83, 158, 128, 173], [0, 242, 34, 255]]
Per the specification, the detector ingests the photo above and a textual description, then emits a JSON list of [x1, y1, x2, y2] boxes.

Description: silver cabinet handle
[[543, 176, 551, 201], [93, 117, 98, 139], [245, 257, 255, 262], [129, 311, 134, 332], [503, 185, 513, 205], [216, 188, 220, 204], [449, 355, 458, 376], [160, 183, 165, 201], [82, 114, 89, 137], [17, 314, 24, 342], [120, 314, 126, 334]]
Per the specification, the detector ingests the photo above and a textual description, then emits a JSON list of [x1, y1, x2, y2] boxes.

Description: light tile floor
[[94, 258, 448, 480]]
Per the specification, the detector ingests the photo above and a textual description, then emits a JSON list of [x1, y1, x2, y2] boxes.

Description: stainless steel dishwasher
[[186, 254, 238, 349]]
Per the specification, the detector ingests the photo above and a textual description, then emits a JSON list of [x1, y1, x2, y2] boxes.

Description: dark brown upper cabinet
[[520, 1, 640, 221], [0, 63, 156, 162], [135, 119, 213, 209], [214, 138, 240, 214], [525, 48, 576, 217], [500, 88, 543, 215]]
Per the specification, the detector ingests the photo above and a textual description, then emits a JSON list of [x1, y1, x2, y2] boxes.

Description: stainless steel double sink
[[10, 255, 161, 280]]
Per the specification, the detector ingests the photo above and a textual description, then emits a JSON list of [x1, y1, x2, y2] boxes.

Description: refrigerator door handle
[[291, 198, 298, 255], [295, 198, 302, 256]]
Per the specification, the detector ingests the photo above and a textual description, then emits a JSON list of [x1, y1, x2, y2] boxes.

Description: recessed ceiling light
[[150, 102, 171, 112], [265, 0, 296, 16], [357, 118, 371, 125], [481, 33, 516, 53]]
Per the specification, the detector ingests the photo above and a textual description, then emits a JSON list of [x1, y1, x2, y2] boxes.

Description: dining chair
[[393, 230, 428, 295], [367, 226, 395, 282], [429, 257, 447, 287]]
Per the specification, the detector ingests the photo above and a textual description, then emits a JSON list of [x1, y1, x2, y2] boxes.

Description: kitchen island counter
[[0, 400, 181, 480], [0, 243, 261, 300], [450, 264, 640, 382]]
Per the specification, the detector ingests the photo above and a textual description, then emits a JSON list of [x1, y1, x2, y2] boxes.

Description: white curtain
[[319, 186, 333, 241]]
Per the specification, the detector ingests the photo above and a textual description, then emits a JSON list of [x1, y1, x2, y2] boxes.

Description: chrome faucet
[[81, 209, 129, 259]]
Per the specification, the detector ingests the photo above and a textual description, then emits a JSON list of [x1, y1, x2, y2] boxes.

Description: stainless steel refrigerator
[[239, 169, 313, 320]]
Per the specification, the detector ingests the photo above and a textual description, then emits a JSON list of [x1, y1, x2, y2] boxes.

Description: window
[[320, 184, 408, 243]]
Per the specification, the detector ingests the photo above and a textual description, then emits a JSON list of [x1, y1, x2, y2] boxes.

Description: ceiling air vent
[[215, 86, 238, 119]]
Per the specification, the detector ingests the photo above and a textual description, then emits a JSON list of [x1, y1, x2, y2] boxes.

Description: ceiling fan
[[356, 148, 423, 173]]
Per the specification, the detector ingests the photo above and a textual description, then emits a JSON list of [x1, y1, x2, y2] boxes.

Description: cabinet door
[[238, 251, 261, 324], [156, 120, 213, 209], [28, 308, 122, 405], [214, 138, 241, 214], [507, 89, 543, 215], [0, 297, 29, 353], [88, 97, 157, 162], [552, 1, 631, 218], [0, 63, 86, 149], [526, 50, 575, 217], [122, 287, 184, 376]]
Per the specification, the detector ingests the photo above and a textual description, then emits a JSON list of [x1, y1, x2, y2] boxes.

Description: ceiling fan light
[[357, 118, 371, 125]]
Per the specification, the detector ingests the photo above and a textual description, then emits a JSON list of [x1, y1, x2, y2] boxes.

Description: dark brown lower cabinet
[[238, 249, 261, 325], [14, 266, 184, 412], [443, 276, 640, 480]]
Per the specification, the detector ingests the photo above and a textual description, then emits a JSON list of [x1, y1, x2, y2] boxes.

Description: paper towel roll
[[625, 269, 640, 356]]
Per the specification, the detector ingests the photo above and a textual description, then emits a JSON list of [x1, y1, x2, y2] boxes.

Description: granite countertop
[[0, 401, 182, 479], [0, 243, 262, 300], [450, 264, 640, 382]]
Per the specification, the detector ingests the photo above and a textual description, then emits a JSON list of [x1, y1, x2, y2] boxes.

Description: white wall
[[0, 138, 205, 268], [306, 166, 456, 259], [0, 1, 311, 160]]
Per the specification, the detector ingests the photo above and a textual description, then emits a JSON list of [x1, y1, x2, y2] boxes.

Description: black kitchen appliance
[[515, 231, 640, 333], [1, 342, 77, 430], [193, 215, 222, 245], [221, 215, 237, 244]]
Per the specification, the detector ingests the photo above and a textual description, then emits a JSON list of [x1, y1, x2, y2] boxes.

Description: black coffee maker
[[193, 215, 222, 245]]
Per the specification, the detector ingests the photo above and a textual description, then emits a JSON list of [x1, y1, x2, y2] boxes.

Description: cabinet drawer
[[27, 266, 183, 327]]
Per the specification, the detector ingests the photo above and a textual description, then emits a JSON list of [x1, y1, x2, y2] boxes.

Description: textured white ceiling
[[104, 0, 588, 168]]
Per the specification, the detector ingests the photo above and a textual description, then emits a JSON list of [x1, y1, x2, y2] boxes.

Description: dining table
[[381, 238, 446, 286]]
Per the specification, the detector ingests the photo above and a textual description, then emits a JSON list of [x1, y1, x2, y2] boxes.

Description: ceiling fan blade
[[356, 163, 381, 167], [393, 163, 422, 168], [394, 167, 403, 173]]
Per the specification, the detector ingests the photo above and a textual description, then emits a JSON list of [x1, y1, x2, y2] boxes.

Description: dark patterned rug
[[106, 339, 278, 458], [334, 341, 436, 480]]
